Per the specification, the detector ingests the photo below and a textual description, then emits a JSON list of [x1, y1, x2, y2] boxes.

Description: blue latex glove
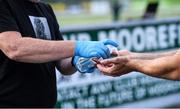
[[73, 56, 96, 73], [75, 39, 118, 59], [73, 40, 118, 73]]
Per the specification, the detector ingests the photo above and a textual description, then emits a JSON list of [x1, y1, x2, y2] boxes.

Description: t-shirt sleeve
[[46, 4, 64, 40], [0, 0, 19, 33]]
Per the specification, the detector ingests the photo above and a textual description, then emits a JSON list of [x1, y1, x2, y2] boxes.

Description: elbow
[[0, 31, 24, 61], [5, 43, 22, 61], [8, 52, 20, 61]]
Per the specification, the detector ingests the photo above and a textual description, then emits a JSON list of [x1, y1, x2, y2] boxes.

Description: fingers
[[97, 63, 132, 77], [103, 39, 118, 47], [111, 50, 130, 56], [116, 50, 130, 56], [97, 64, 122, 76], [89, 52, 101, 58], [96, 64, 111, 74], [100, 57, 129, 65], [89, 46, 110, 59], [100, 58, 116, 65], [109, 67, 132, 77], [92, 58, 101, 64], [100, 46, 110, 59]]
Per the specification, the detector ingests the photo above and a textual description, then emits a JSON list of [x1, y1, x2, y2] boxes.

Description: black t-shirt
[[0, 0, 63, 107]]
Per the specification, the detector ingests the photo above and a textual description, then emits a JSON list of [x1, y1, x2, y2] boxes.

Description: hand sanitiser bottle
[[76, 45, 118, 73]]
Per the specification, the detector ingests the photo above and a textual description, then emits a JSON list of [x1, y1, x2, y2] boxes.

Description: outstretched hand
[[96, 50, 133, 77]]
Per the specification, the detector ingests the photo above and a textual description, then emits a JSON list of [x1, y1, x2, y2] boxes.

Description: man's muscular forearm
[[0, 31, 75, 63]]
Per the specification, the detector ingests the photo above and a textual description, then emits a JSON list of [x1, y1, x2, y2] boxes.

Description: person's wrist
[[74, 41, 84, 56], [74, 41, 79, 56]]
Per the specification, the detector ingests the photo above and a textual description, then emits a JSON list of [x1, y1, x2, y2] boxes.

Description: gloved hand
[[75, 39, 118, 59], [73, 40, 118, 73], [73, 56, 96, 73]]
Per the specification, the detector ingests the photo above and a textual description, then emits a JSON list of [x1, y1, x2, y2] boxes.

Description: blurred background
[[43, 0, 180, 108], [44, 0, 180, 27]]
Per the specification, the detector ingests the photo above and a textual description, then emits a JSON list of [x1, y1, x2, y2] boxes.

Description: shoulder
[[38, 1, 52, 10], [38, 1, 54, 14]]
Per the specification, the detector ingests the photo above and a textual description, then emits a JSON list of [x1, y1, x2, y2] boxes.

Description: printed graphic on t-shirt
[[29, 16, 51, 40]]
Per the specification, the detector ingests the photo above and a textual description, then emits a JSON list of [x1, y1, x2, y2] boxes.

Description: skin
[[97, 50, 180, 80], [1, 0, 76, 75], [0, 31, 76, 75]]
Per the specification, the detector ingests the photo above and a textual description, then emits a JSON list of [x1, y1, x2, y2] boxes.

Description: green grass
[[56, 14, 112, 27], [51, 0, 180, 27]]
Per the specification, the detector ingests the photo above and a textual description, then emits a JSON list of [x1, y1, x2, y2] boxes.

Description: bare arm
[[126, 51, 180, 80], [130, 50, 177, 60], [0, 31, 75, 63], [99, 50, 180, 80]]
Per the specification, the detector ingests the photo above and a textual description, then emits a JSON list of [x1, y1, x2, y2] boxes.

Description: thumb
[[100, 57, 129, 65], [89, 52, 101, 58], [117, 50, 130, 56], [103, 39, 118, 47]]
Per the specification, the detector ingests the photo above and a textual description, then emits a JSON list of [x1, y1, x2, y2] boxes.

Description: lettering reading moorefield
[[63, 23, 180, 52]]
